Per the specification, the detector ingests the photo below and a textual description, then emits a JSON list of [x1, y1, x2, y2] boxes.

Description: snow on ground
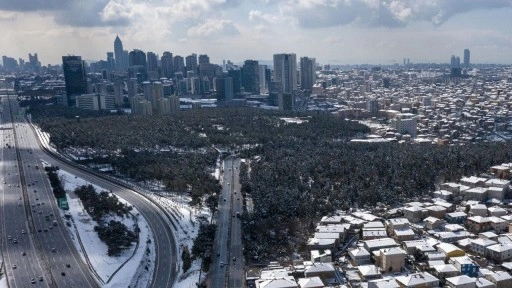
[[57, 170, 155, 288], [146, 192, 210, 287], [0, 275, 6, 288]]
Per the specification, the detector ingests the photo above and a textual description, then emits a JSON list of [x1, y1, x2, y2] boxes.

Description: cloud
[[187, 19, 239, 38], [0, 0, 68, 11], [280, 0, 512, 28], [249, 10, 279, 23]]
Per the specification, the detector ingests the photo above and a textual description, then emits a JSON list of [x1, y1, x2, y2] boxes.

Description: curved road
[[13, 99, 178, 287]]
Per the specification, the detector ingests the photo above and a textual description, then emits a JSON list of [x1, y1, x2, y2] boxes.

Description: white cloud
[[187, 19, 239, 37]]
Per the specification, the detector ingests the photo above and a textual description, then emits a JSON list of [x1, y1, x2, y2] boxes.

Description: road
[[0, 92, 48, 287], [19, 101, 179, 287], [1, 80, 178, 288], [210, 156, 244, 288]]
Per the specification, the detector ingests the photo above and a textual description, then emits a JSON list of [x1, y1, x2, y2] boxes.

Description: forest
[[29, 104, 512, 261]]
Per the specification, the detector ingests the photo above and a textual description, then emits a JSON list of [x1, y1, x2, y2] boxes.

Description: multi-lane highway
[[1, 81, 99, 287], [1, 91, 48, 287], [210, 156, 244, 288], [1, 80, 178, 288]]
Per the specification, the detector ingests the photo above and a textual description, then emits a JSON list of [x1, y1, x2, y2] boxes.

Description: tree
[[182, 246, 192, 273]]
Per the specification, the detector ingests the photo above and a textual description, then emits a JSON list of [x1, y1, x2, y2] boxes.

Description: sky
[[1, 0, 512, 66]]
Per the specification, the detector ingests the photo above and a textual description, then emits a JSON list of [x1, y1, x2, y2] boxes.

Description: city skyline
[[2, 0, 512, 65]]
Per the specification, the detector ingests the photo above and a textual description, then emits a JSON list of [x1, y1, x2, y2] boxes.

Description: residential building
[[486, 243, 512, 263], [394, 272, 439, 288], [449, 256, 479, 277], [349, 247, 371, 265], [446, 275, 476, 288], [379, 247, 406, 273], [485, 271, 512, 288]]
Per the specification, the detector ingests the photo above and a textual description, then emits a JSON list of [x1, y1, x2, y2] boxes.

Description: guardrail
[[27, 118, 180, 288]]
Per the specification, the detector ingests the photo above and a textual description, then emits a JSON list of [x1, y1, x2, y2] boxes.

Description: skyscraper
[[300, 57, 316, 91], [114, 35, 124, 71], [62, 55, 87, 106], [146, 52, 158, 79], [28, 53, 40, 73], [215, 77, 233, 103], [198, 54, 210, 64], [242, 60, 260, 94], [106, 52, 115, 71], [173, 55, 185, 75], [464, 49, 470, 68], [129, 49, 147, 81], [273, 53, 297, 94], [161, 52, 174, 79], [185, 53, 198, 73]]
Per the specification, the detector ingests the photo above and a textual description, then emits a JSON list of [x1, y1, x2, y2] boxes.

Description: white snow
[[145, 192, 210, 287], [57, 170, 155, 288], [0, 275, 6, 288]]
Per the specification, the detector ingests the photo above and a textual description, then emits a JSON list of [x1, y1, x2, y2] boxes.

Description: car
[[220, 262, 224, 267], [51, 247, 56, 252], [35, 198, 39, 201], [227, 183, 230, 185], [27, 184, 30, 186], [66, 263, 71, 268], [31, 278, 36, 284], [12, 264, 16, 269], [217, 253, 220, 257], [38, 229, 42, 232], [61, 272, 66, 276], [33, 190, 37, 193], [21, 230, 25, 234], [38, 276, 43, 282], [233, 257, 236, 261], [13, 239, 17, 244], [223, 198, 226, 201], [44, 228, 48, 232], [7, 235, 11, 240], [22, 251, 26, 256], [8, 184, 10, 187]]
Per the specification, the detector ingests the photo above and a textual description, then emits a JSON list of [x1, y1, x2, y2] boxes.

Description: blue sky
[[1, 0, 512, 66]]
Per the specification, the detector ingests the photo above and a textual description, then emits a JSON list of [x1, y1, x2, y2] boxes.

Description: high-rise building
[[127, 78, 137, 98], [28, 53, 40, 73], [215, 77, 233, 102], [113, 82, 124, 107], [173, 55, 185, 75], [228, 69, 242, 94], [129, 49, 147, 67], [273, 53, 297, 93], [170, 95, 180, 114], [464, 49, 470, 68], [62, 55, 87, 106], [146, 52, 158, 79], [2, 56, 18, 71], [185, 53, 198, 73], [198, 54, 210, 64], [129, 49, 147, 81], [114, 35, 124, 71], [450, 55, 460, 69], [259, 65, 268, 93], [106, 52, 115, 71], [242, 60, 260, 94], [300, 57, 316, 91], [161, 52, 174, 79]]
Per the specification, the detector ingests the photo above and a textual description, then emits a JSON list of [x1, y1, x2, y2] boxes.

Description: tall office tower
[[450, 55, 461, 69], [173, 55, 185, 75], [259, 65, 268, 93], [201, 77, 211, 94], [106, 52, 115, 71], [185, 53, 198, 73], [158, 98, 171, 115], [146, 52, 158, 79], [152, 82, 163, 110], [215, 77, 233, 103], [198, 54, 210, 64], [273, 53, 297, 93], [170, 95, 180, 114], [129, 49, 147, 67], [113, 82, 124, 107], [114, 35, 124, 71], [300, 57, 316, 91], [2, 56, 18, 71], [122, 50, 129, 70], [227, 69, 242, 94], [127, 78, 137, 97], [161, 52, 174, 79], [129, 49, 147, 81], [28, 53, 40, 73], [62, 56, 87, 107], [464, 49, 470, 68], [190, 77, 201, 95], [142, 81, 152, 101], [241, 60, 260, 94]]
